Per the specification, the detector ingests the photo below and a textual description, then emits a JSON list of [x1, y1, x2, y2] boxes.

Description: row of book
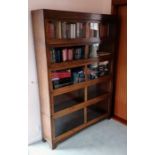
[[47, 21, 85, 39], [51, 60, 109, 88], [47, 21, 109, 39], [87, 61, 109, 80], [50, 47, 84, 63], [51, 67, 85, 89]]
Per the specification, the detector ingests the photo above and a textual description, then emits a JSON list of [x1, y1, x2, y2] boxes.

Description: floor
[[28, 119, 127, 155]]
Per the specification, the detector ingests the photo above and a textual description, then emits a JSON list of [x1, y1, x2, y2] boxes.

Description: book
[[50, 48, 56, 63], [98, 61, 109, 76], [72, 67, 85, 83], [79, 23, 84, 37], [51, 71, 71, 79], [68, 24, 75, 39], [76, 23, 80, 38], [56, 21, 62, 39], [67, 49, 73, 61], [48, 22, 55, 39], [55, 49, 61, 63], [61, 22, 67, 39], [62, 49, 67, 62], [74, 48, 83, 60], [52, 78, 72, 89]]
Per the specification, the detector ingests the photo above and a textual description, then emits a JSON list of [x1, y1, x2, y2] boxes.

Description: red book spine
[[48, 22, 54, 39], [67, 49, 73, 60], [51, 72, 71, 79], [62, 49, 67, 62]]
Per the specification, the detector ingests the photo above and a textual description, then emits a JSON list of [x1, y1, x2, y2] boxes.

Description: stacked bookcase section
[[32, 10, 117, 149]]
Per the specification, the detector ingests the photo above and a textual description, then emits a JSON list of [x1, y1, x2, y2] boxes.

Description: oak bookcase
[[32, 9, 118, 149]]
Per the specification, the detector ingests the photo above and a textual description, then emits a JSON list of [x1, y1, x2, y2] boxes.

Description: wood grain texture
[[114, 6, 127, 120], [32, 9, 118, 149], [54, 113, 109, 144], [31, 10, 52, 145]]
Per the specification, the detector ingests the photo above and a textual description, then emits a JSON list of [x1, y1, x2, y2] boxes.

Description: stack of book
[[98, 61, 109, 76], [48, 21, 84, 39], [87, 61, 109, 80], [50, 47, 84, 63], [51, 67, 85, 89], [87, 63, 99, 80], [62, 22, 84, 39], [72, 67, 85, 83], [51, 70, 72, 89]]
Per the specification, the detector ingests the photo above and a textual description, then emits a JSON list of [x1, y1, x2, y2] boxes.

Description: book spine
[[62, 49, 67, 62], [67, 49, 73, 61], [58, 21, 62, 39], [48, 22, 55, 39], [76, 23, 80, 38], [55, 49, 61, 63], [50, 48, 56, 63], [62, 22, 67, 39], [80, 23, 83, 37]]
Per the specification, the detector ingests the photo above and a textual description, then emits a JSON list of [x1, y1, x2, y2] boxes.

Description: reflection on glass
[[89, 23, 99, 38], [54, 89, 84, 112], [88, 43, 99, 58], [55, 110, 84, 136], [87, 83, 110, 100], [87, 100, 109, 121]]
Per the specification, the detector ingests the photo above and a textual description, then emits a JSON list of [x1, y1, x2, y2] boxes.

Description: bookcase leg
[[52, 143, 57, 149], [42, 138, 46, 142]]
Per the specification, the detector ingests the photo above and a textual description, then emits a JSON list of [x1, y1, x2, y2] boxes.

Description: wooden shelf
[[50, 54, 112, 71], [54, 113, 109, 143], [52, 75, 112, 96], [32, 9, 117, 149], [47, 38, 101, 46], [53, 92, 110, 119]]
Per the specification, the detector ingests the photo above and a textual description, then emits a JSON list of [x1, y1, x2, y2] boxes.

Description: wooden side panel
[[31, 10, 52, 142], [114, 6, 127, 120]]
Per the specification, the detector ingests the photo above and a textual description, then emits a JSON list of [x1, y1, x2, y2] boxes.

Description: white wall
[[28, 0, 112, 144]]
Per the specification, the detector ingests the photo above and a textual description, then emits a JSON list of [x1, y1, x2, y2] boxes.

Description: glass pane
[[50, 46, 85, 63], [51, 67, 85, 89], [87, 100, 109, 121], [88, 43, 99, 58], [87, 82, 110, 100], [55, 109, 84, 136], [46, 21, 86, 39], [62, 22, 86, 39], [89, 22, 99, 38], [54, 89, 84, 112]]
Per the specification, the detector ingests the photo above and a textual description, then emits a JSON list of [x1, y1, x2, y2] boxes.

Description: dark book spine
[[50, 48, 56, 63]]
